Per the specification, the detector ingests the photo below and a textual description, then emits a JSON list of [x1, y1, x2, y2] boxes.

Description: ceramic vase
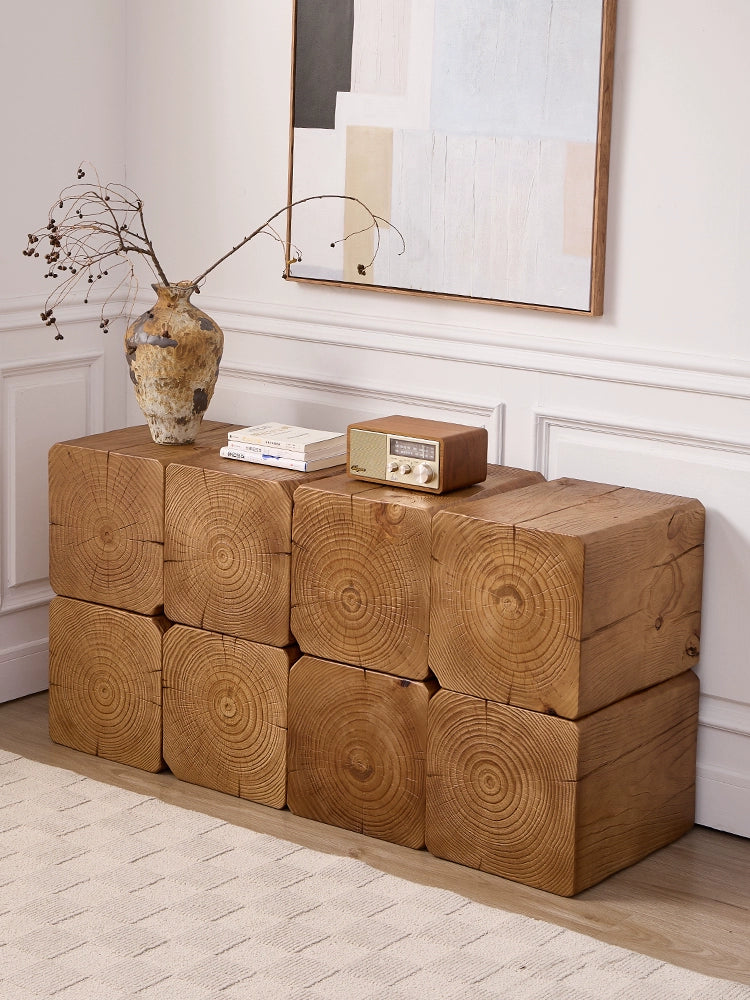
[[125, 282, 224, 445]]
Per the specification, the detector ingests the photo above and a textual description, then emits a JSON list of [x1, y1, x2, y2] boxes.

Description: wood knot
[[373, 501, 406, 537], [98, 524, 116, 549], [685, 633, 700, 658], [491, 583, 525, 619], [341, 585, 363, 613], [346, 752, 374, 782], [219, 696, 237, 719]]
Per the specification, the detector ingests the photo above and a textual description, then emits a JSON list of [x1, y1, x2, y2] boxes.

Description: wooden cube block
[[287, 655, 438, 848], [431, 478, 705, 717], [291, 465, 543, 678], [426, 672, 699, 896], [163, 625, 298, 808], [164, 455, 344, 645], [49, 421, 233, 614], [49, 596, 169, 772]]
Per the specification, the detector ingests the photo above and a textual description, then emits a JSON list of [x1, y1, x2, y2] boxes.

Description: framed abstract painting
[[286, 0, 616, 315]]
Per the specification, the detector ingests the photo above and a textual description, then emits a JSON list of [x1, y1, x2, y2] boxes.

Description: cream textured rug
[[1, 750, 748, 1000]]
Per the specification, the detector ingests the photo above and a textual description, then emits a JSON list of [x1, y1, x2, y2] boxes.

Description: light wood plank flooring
[[1, 692, 748, 986]]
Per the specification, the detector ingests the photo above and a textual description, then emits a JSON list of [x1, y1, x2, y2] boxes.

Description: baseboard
[[696, 764, 750, 838], [695, 694, 750, 837], [0, 640, 49, 703]]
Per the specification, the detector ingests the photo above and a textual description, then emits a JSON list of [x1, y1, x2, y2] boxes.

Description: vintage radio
[[347, 415, 488, 493]]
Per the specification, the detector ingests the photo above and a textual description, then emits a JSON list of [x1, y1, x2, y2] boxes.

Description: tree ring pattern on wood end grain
[[162, 627, 287, 807], [49, 447, 164, 612], [48, 598, 163, 770], [431, 517, 583, 713], [426, 690, 577, 892], [287, 658, 428, 848], [165, 469, 292, 641], [291, 500, 430, 676]]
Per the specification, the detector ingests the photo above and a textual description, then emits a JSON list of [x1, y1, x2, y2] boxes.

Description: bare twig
[[191, 193, 405, 286], [24, 164, 406, 339]]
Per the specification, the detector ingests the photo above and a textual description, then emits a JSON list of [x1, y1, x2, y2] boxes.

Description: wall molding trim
[[533, 411, 750, 477], [205, 295, 750, 401], [699, 693, 750, 739], [1, 352, 104, 616], [16, 288, 746, 401], [0, 584, 55, 618], [219, 362, 505, 463], [0, 637, 49, 666], [0, 295, 118, 335]]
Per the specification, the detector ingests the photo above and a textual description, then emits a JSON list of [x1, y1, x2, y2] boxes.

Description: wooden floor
[[1, 692, 749, 986]]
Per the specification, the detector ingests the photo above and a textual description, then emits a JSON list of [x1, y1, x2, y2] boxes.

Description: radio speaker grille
[[348, 429, 387, 477]]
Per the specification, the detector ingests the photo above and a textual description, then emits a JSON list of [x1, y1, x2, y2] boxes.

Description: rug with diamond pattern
[[1, 750, 748, 1000]]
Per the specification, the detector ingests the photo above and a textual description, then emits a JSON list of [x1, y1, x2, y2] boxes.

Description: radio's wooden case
[[347, 414, 488, 493]]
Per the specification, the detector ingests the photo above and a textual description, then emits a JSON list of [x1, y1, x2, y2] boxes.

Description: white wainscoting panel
[[0, 353, 104, 701], [535, 411, 750, 836]]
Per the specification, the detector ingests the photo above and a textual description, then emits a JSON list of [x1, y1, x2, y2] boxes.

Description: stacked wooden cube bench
[[427, 477, 705, 895], [48, 426, 706, 896], [287, 466, 544, 847]]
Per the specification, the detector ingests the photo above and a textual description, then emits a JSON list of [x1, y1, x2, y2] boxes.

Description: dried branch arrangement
[[23, 164, 405, 339]]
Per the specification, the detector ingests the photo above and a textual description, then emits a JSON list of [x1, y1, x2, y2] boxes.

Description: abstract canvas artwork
[[287, 0, 616, 315]]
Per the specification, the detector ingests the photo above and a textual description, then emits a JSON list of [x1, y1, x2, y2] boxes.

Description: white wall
[[1, 0, 748, 838], [0, 1, 129, 701]]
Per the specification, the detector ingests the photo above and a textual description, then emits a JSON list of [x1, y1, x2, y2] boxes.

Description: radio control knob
[[387, 461, 399, 473], [414, 463, 435, 484], [399, 463, 412, 475]]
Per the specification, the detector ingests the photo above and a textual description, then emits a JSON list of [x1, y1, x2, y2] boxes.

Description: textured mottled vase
[[125, 283, 224, 445]]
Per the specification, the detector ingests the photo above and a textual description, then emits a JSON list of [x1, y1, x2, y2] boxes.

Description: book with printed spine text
[[219, 446, 345, 473], [225, 438, 346, 462]]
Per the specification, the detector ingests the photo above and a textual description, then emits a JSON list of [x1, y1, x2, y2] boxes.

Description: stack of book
[[219, 422, 347, 472]]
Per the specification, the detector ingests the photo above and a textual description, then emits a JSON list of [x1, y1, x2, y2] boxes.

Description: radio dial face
[[382, 435, 440, 488]]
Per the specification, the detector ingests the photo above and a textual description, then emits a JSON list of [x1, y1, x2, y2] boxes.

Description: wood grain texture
[[165, 460, 301, 645], [163, 625, 298, 808], [49, 441, 165, 614], [426, 672, 699, 896], [49, 422, 236, 614], [291, 465, 543, 677], [287, 655, 437, 848], [430, 477, 705, 717], [2, 693, 748, 986], [48, 596, 168, 772]]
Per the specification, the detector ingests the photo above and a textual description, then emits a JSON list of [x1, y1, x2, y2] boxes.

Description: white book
[[220, 446, 345, 473], [225, 438, 345, 462], [227, 422, 345, 455]]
